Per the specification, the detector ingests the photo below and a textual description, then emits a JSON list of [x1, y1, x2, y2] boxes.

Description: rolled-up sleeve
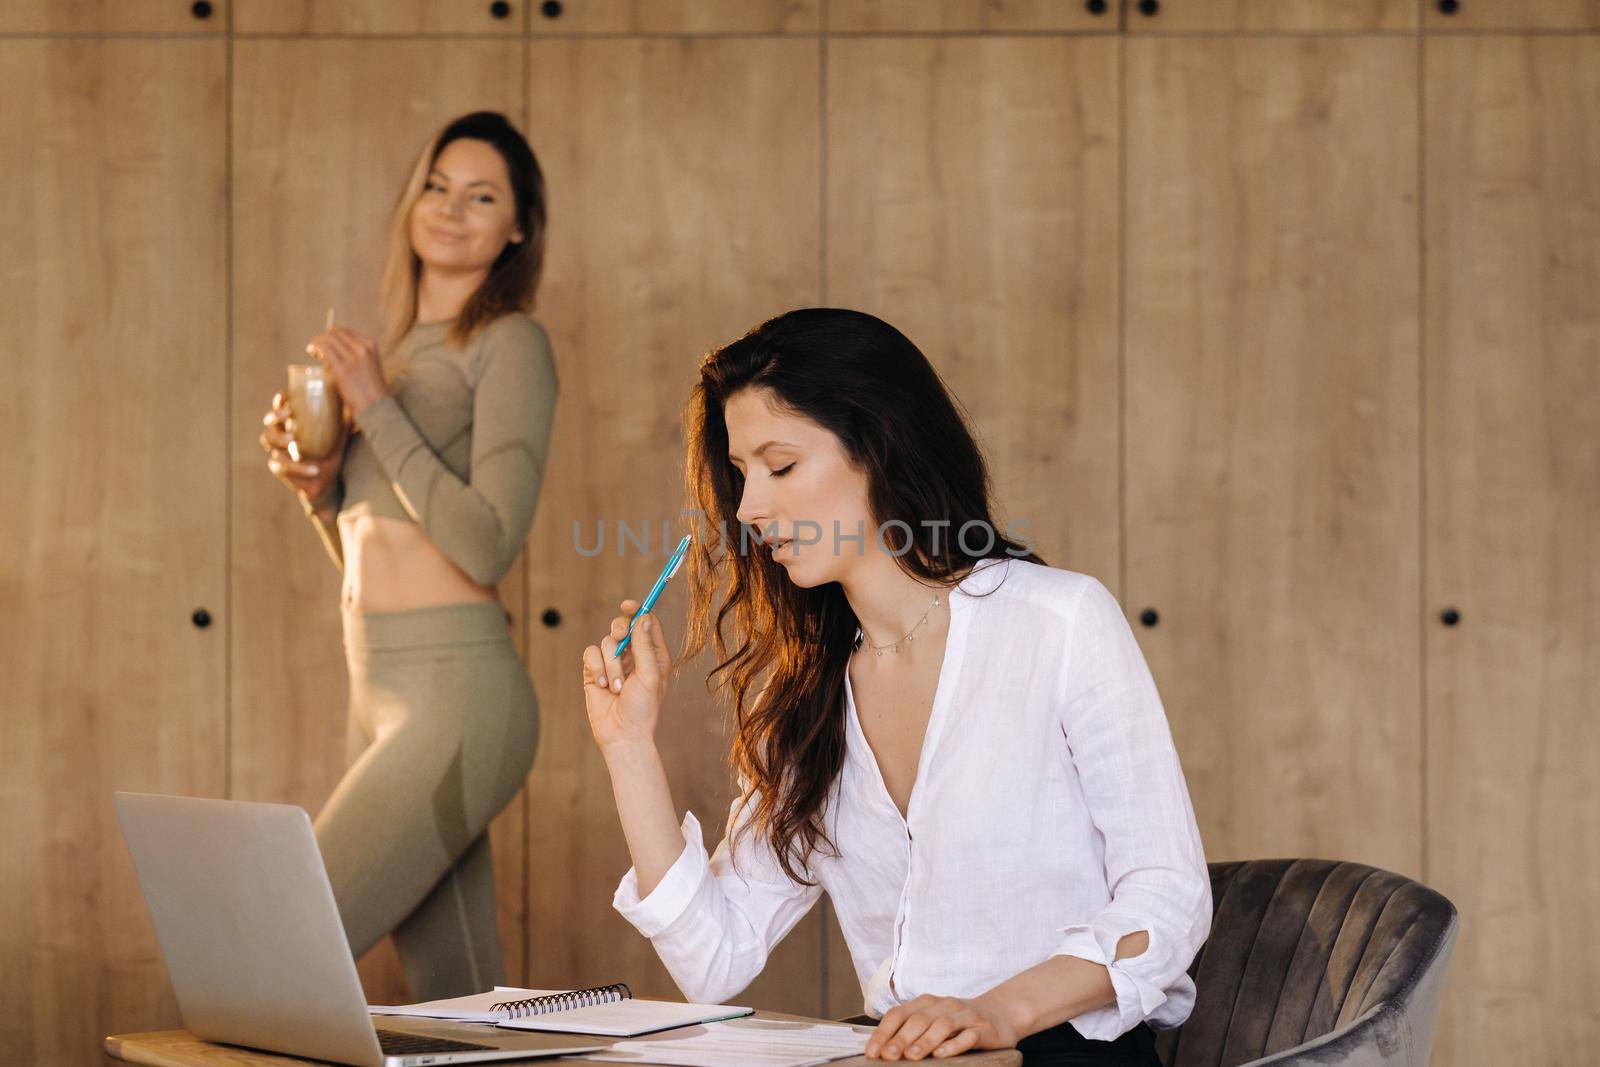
[[1052, 578, 1212, 1041], [612, 796, 823, 1006]]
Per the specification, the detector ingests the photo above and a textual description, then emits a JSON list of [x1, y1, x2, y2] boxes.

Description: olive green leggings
[[314, 601, 538, 1001]]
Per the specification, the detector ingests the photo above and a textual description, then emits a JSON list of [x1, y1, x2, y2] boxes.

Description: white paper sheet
[[582, 1018, 873, 1066]]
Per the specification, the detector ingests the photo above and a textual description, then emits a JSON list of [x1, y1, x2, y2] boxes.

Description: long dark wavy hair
[[681, 308, 1043, 883]]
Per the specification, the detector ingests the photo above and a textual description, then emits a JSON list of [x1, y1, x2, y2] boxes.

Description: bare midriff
[[338, 512, 498, 613]]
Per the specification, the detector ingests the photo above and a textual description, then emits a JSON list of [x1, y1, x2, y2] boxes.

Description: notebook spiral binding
[[489, 983, 634, 1020]]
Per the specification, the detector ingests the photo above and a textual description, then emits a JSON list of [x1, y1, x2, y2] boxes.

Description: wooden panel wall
[[1125, 0, 1416, 31], [1423, 0, 1600, 30], [826, 36, 1121, 582], [235, 0, 524, 34], [528, 0, 821, 34], [1424, 34, 1600, 1066], [0, 0, 222, 33], [0, 37, 227, 1062], [5, 3, 1600, 1065], [1124, 35, 1423, 876], [826, 0, 1104, 32]]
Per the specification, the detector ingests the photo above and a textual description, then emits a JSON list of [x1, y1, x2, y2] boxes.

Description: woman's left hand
[[866, 994, 1019, 1060], [307, 326, 391, 415]]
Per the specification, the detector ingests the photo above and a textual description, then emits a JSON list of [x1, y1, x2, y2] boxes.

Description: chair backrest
[[1157, 859, 1459, 1067]]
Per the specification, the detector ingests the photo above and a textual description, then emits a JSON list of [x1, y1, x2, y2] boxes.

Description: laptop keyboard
[[376, 1029, 496, 1055]]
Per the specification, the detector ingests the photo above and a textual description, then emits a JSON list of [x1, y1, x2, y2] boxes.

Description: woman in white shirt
[[580, 308, 1211, 1065]]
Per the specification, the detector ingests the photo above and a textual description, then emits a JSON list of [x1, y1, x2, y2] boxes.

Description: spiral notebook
[[371, 984, 754, 1037]]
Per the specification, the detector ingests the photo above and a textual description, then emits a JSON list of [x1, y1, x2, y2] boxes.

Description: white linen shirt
[[613, 557, 1211, 1041]]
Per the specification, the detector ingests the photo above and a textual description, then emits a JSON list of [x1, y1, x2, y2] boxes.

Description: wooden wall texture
[[0, 2, 1595, 1064]]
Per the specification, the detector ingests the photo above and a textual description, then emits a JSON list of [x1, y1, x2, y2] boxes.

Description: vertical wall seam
[[522, 17, 534, 988], [817, 2, 830, 1018], [1116, 29, 1128, 606], [1416, 22, 1429, 885], [223, 7, 234, 801]]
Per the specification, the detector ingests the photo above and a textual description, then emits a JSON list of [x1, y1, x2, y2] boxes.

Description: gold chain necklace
[[856, 592, 942, 658]]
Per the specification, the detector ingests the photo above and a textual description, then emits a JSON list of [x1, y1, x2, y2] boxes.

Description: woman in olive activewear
[[259, 111, 556, 999]]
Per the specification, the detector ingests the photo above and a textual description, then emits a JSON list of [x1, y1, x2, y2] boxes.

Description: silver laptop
[[115, 791, 609, 1066]]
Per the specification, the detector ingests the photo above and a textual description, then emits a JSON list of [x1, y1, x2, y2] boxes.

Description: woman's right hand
[[582, 599, 672, 752], [261, 391, 342, 502]]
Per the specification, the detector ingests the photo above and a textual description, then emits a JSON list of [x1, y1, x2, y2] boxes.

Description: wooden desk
[[106, 1015, 1023, 1066]]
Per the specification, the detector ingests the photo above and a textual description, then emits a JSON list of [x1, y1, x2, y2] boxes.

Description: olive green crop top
[[300, 313, 558, 587]]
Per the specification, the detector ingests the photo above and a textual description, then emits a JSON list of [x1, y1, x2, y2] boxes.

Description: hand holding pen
[[580, 534, 692, 753]]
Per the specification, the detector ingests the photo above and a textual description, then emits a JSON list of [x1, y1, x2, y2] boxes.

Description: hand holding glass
[[285, 363, 344, 462]]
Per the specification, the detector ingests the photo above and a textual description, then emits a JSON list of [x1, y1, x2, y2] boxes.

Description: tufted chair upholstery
[[1156, 859, 1459, 1067]]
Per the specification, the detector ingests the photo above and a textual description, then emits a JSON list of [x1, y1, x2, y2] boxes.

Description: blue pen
[[614, 533, 693, 658]]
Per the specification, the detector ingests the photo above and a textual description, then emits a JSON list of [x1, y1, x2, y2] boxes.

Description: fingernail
[[305, 464, 319, 475], [612, 678, 621, 691]]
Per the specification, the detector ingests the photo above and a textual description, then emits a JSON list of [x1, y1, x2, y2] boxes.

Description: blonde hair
[[378, 112, 547, 351]]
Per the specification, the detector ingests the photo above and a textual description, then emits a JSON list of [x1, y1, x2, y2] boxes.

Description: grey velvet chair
[[1156, 859, 1459, 1067]]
